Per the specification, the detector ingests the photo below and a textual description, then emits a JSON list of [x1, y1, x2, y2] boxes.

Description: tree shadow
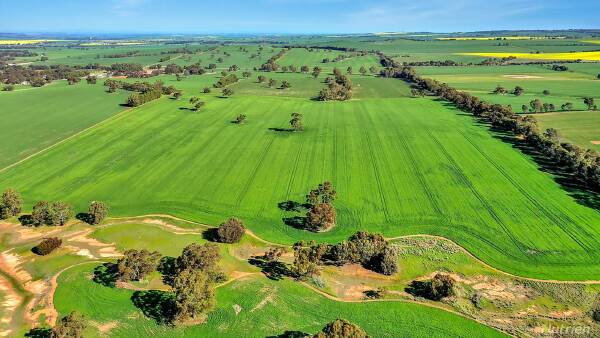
[[76, 212, 94, 224], [282, 216, 308, 230], [93, 262, 119, 287], [405, 280, 444, 301], [277, 200, 303, 212], [268, 127, 294, 132], [25, 328, 51, 338], [157, 256, 177, 286], [248, 256, 290, 281], [131, 290, 176, 325], [266, 331, 310, 338], [201, 228, 219, 242], [490, 130, 600, 211], [18, 214, 34, 226]]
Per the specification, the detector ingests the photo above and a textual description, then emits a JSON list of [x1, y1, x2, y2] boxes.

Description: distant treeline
[[104, 79, 178, 107], [0, 64, 89, 86], [379, 53, 600, 193]]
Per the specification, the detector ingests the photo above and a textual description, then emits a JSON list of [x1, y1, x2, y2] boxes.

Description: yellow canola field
[[459, 51, 600, 61], [582, 40, 600, 44], [0, 39, 63, 45]]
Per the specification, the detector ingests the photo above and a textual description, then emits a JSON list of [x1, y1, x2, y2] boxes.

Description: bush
[[314, 319, 370, 338], [117, 249, 161, 281], [216, 218, 245, 243], [0, 188, 22, 219], [368, 246, 398, 275], [33, 237, 62, 255], [31, 201, 54, 225], [88, 201, 108, 224]]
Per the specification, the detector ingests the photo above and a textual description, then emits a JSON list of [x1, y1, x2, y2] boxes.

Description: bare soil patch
[[502, 74, 543, 79]]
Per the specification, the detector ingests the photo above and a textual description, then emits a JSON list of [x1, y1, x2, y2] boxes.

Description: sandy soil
[[502, 74, 543, 79]]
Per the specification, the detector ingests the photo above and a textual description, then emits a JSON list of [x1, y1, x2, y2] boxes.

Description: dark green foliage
[[87, 201, 108, 224], [51, 311, 86, 338], [216, 217, 245, 243], [318, 70, 352, 101], [313, 319, 370, 338], [33, 237, 62, 256], [0, 188, 22, 219], [117, 249, 161, 281], [173, 268, 215, 322], [290, 112, 303, 131], [214, 74, 239, 88], [175, 243, 225, 283]]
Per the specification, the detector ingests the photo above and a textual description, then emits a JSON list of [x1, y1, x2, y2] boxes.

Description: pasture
[[533, 110, 600, 152], [0, 81, 128, 168]]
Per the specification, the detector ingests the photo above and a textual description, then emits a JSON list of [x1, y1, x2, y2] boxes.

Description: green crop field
[[2, 69, 600, 280], [0, 81, 128, 168], [533, 110, 600, 151], [3, 28, 600, 338]]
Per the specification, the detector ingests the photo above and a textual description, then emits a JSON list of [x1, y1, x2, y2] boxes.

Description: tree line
[[379, 53, 600, 193], [259, 48, 289, 72]]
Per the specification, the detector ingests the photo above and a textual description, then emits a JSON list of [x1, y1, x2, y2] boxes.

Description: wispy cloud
[[110, 0, 148, 17]]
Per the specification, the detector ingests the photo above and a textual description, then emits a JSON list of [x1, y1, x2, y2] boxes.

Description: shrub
[[306, 203, 336, 231], [216, 218, 245, 243], [429, 273, 455, 300], [117, 249, 161, 281], [51, 311, 86, 338], [33, 237, 62, 255], [31, 201, 54, 225], [314, 319, 370, 338], [368, 246, 398, 275], [0, 188, 22, 219], [88, 201, 108, 224]]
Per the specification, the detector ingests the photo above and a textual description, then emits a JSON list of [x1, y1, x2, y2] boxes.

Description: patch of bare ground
[[502, 74, 543, 79], [250, 286, 276, 312], [91, 320, 119, 334]]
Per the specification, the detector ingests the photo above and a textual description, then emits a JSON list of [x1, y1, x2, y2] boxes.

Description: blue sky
[[0, 0, 598, 34]]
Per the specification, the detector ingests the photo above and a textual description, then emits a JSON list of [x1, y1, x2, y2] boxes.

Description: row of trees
[[213, 73, 239, 88], [317, 68, 353, 101], [0, 188, 109, 226], [0, 64, 90, 86], [378, 53, 600, 193], [259, 48, 289, 72], [114, 242, 225, 324], [292, 231, 399, 279]]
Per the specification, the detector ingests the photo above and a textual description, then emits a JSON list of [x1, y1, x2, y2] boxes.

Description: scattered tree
[[314, 319, 370, 338], [33, 237, 62, 256], [268, 78, 277, 88], [542, 89, 550, 96], [172, 268, 215, 323], [280, 80, 291, 89], [513, 86, 524, 96], [561, 102, 574, 111], [312, 66, 321, 79], [234, 114, 247, 124], [216, 217, 245, 243], [359, 66, 367, 75], [85, 75, 97, 84], [88, 201, 108, 225], [51, 311, 86, 338], [203, 87, 211, 93], [492, 85, 507, 95], [221, 88, 234, 97], [0, 188, 22, 219], [116, 249, 161, 281], [289, 112, 304, 131], [306, 202, 336, 232], [584, 97, 596, 110]]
